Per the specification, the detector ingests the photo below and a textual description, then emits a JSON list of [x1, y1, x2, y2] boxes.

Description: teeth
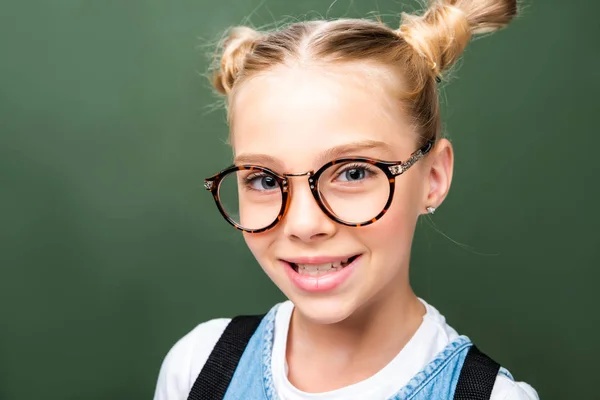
[[294, 257, 353, 276], [298, 262, 340, 270], [297, 264, 343, 276]]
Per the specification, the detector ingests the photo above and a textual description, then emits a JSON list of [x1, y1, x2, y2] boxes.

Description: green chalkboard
[[0, 0, 598, 399]]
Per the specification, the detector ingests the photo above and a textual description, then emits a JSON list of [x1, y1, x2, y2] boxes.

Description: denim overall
[[219, 304, 516, 400]]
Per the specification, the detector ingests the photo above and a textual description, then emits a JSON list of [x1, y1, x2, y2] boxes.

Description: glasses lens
[[318, 162, 390, 224], [218, 169, 283, 231]]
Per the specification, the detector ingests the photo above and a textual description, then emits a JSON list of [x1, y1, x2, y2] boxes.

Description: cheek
[[360, 181, 421, 257], [243, 233, 265, 260], [243, 232, 278, 275]]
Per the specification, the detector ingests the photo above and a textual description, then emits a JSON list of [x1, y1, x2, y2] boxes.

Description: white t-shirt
[[154, 299, 539, 400]]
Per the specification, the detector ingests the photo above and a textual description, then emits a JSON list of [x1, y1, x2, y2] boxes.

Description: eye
[[334, 163, 376, 182], [245, 173, 278, 191]]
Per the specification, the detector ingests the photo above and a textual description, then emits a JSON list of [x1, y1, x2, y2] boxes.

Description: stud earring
[[426, 206, 436, 215]]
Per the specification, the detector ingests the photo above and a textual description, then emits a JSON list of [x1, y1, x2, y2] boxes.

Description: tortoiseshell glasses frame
[[204, 141, 434, 234]]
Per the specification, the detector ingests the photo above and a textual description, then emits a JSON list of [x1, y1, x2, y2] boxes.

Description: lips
[[281, 254, 362, 292]]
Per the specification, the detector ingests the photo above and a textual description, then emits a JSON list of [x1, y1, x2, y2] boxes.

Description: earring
[[426, 206, 436, 215]]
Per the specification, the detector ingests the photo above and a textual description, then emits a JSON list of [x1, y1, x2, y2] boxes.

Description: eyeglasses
[[204, 141, 434, 233]]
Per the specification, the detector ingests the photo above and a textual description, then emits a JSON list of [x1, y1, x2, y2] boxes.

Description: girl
[[155, 0, 539, 398]]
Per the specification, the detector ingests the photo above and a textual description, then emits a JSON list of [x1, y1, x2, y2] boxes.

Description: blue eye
[[341, 168, 365, 181], [246, 174, 278, 191], [335, 164, 375, 182]]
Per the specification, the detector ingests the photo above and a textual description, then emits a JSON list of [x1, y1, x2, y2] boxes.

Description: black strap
[[453, 345, 501, 400], [187, 314, 264, 400]]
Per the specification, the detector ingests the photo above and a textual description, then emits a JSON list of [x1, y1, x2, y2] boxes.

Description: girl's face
[[230, 65, 451, 324]]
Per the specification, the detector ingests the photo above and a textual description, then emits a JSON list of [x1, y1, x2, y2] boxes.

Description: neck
[[292, 286, 423, 354], [286, 276, 425, 391]]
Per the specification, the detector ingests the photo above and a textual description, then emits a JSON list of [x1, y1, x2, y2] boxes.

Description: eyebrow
[[319, 140, 395, 164], [233, 139, 396, 169]]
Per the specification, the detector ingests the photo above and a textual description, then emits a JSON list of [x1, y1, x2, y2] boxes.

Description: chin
[[286, 290, 361, 325]]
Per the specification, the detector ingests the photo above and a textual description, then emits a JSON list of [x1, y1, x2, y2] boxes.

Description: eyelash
[[334, 163, 376, 179], [242, 172, 276, 191], [244, 172, 265, 181]]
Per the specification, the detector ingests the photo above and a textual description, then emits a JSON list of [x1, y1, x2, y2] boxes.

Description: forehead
[[230, 64, 416, 168]]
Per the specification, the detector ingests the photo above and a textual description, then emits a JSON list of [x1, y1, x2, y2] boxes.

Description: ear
[[422, 138, 454, 214]]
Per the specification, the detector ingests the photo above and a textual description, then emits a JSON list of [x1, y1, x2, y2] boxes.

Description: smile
[[281, 254, 362, 292]]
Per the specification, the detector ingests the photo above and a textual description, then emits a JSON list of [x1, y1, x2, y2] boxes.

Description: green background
[[1, 0, 598, 398]]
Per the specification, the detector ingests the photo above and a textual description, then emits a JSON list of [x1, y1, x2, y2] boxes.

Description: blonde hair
[[211, 0, 517, 143]]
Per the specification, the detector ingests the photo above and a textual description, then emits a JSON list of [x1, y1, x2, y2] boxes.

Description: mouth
[[281, 254, 362, 293], [285, 254, 361, 276]]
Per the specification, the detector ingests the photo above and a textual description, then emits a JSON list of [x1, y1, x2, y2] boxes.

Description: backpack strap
[[187, 314, 264, 400], [453, 345, 501, 400]]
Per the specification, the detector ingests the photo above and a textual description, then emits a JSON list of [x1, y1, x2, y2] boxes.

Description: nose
[[281, 176, 337, 243]]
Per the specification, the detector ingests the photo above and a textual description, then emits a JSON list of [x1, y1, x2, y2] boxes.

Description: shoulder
[[491, 370, 539, 400], [419, 299, 539, 400], [153, 318, 231, 400]]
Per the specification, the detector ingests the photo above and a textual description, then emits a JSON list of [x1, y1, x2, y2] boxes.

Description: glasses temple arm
[[388, 140, 435, 176]]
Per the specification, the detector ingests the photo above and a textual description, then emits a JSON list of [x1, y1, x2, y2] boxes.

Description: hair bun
[[213, 26, 262, 95], [399, 0, 517, 77]]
